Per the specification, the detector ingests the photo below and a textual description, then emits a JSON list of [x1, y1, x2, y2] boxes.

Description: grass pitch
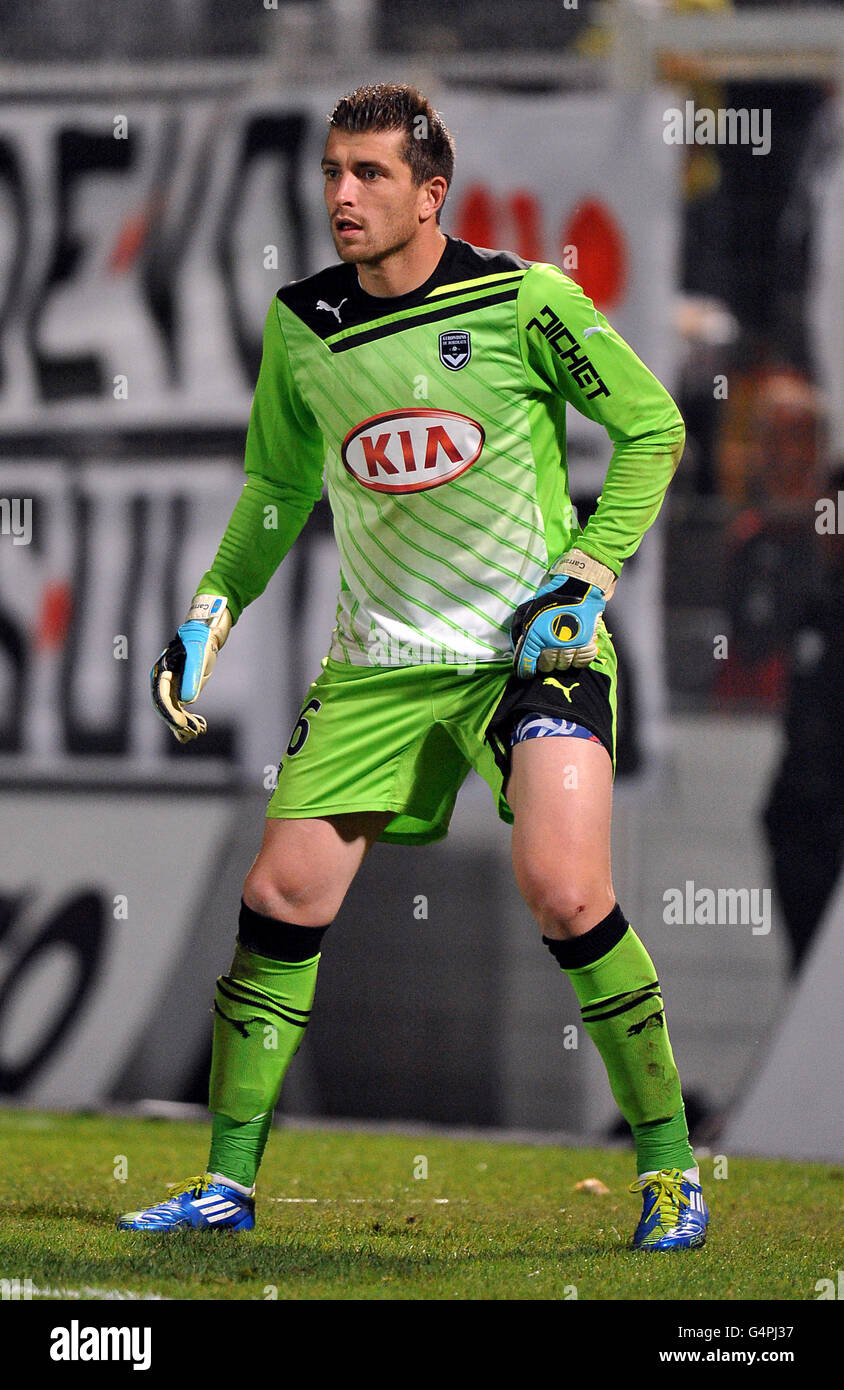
[[1, 1110, 840, 1301]]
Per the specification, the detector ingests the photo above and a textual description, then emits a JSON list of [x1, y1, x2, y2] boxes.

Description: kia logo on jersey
[[341, 409, 485, 493]]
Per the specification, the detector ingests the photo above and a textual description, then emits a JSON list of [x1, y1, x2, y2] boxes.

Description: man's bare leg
[[507, 735, 704, 1248], [244, 810, 394, 925]]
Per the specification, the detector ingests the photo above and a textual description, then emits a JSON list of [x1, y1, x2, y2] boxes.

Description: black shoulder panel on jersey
[[444, 238, 532, 281], [276, 263, 360, 342], [276, 236, 532, 342]]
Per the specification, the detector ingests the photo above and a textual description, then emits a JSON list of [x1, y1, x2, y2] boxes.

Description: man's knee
[[514, 861, 614, 938], [242, 862, 341, 926]]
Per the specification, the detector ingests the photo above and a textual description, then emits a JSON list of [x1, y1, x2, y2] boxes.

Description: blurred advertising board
[[0, 86, 681, 788]]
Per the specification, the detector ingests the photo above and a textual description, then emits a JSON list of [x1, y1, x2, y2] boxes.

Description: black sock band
[[543, 902, 628, 970], [238, 900, 331, 962]]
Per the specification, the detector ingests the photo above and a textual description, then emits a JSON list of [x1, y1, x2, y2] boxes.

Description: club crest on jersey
[[341, 409, 485, 493], [439, 330, 471, 371]]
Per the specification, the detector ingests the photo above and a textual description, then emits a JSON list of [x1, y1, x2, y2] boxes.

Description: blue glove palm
[[511, 548, 617, 679], [178, 618, 219, 702], [150, 595, 231, 743], [511, 575, 607, 679]]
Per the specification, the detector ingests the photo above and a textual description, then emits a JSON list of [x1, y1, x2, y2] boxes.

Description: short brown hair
[[327, 83, 455, 222]]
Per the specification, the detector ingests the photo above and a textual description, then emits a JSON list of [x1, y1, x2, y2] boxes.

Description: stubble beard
[[331, 210, 419, 270]]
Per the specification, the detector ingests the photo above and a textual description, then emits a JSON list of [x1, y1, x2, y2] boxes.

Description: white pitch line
[[28, 1284, 169, 1301], [270, 1197, 459, 1205]]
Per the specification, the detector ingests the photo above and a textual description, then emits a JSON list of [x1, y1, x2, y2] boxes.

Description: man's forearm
[[575, 420, 685, 576], [195, 474, 320, 623]]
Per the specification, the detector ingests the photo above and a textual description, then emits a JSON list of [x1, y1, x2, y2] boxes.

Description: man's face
[[322, 127, 430, 266]]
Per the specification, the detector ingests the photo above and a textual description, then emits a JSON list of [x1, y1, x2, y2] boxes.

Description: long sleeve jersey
[[197, 234, 684, 666]]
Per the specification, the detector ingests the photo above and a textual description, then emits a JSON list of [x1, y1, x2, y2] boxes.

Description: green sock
[[206, 942, 321, 1189], [548, 913, 695, 1176], [209, 1111, 274, 1190]]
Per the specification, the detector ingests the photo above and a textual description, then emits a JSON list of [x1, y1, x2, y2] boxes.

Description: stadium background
[[0, 0, 841, 1165]]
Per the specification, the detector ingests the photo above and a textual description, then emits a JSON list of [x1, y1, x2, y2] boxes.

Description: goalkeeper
[[120, 83, 707, 1252]]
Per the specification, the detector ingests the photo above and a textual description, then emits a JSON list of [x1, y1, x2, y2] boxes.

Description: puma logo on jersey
[[583, 310, 608, 340], [316, 298, 347, 323], [542, 677, 579, 702]]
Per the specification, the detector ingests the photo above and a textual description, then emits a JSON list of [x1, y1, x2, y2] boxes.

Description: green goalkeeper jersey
[[197, 235, 684, 666]]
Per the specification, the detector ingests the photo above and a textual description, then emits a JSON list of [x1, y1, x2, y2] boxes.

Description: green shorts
[[268, 624, 617, 846]]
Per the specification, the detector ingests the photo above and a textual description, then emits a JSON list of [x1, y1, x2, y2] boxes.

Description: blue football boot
[[629, 1168, 709, 1251], [116, 1174, 255, 1232]]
